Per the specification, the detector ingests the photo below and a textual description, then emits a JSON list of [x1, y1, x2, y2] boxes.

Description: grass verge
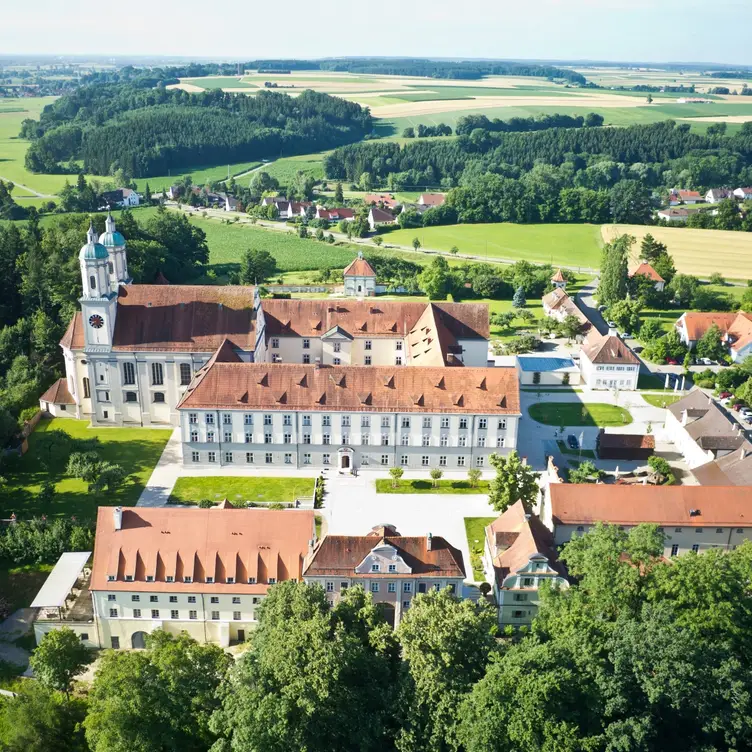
[[641, 394, 683, 408], [528, 402, 633, 427], [170, 477, 316, 504], [375, 479, 490, 494], [464, 517, 495, 582]]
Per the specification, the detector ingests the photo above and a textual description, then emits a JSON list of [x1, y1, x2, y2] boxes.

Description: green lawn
[[528, 402, 633, 427], [375, 479, 490, 494], [0, 564, 53, 614], [0, 418, 171, 520], [386, 223, 603, 269], [131, 161, 262, 194], [464, 517, 495, 582], [170, 477, 316, 504], [262, 151, 330, 185], [641, 394, 683, 408]]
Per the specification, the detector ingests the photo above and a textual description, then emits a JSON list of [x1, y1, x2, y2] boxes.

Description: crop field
[[261, 152, 329, 184], [387, 223, 603, 269], [602, 224, 752, 280]]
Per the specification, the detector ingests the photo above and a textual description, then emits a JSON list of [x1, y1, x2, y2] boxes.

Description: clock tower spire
[[79, 222, 118, 351]]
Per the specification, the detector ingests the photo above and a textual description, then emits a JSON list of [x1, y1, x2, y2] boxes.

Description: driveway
[[574, 278, 608, 335]]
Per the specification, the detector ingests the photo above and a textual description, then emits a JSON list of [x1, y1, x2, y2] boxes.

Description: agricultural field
[[387, 223, 604, 269], [130, 161, 262, 195], [602, 224, 752, 280], [261, 151, 329, 184]]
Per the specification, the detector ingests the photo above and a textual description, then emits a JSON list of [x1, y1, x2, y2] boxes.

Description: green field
[[641, 394, 683, 408], [170, 476, 315, 504], [1, 418, 172, 519], [464, 517, 495, 582], [131, 161, 261, 194], [180, 76, 258, 90], [528, 402, 633, 427], [375, 479, 491, 494], [262, 152, 330, 184], [387, 223, 603, 269]]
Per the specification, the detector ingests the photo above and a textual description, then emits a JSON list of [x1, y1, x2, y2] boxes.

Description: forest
[[0, 209, 207, 448], [3, 524, 752, 752], [325, 120, 752, 225], [22, 86, 372, 177]]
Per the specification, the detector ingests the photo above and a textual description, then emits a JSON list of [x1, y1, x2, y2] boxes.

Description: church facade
[[42, 221, 492, 429]]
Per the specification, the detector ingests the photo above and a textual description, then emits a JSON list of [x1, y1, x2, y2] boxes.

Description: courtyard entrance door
[[131, 631, 147, 649]]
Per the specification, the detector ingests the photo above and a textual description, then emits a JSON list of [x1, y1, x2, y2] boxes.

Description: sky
[[0, 0, 749, 66]]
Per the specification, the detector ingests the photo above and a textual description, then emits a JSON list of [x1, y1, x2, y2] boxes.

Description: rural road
[[0, 176, 55, 199], [575, 279, 609, 335]]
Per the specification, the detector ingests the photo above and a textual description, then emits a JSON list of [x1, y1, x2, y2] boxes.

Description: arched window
[[108, 262, 114, 274], [90, 275, 96, 290], [83, 377, 90, 399]]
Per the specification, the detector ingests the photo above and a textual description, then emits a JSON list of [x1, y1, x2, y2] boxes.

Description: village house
[[578, 331, 640, 390], [674, 311, 752, 362], [629, 262, 665, 292], [541, 287, 590, 329], [368, 206, 397, 232], [705, 188, 733, 203], [41, 220, 492, 426], [669, 189, 702, 205], [363, 193, 398, 209], [176, 353, 521, 472], [100, 188, 140, 209], [314, 206, 355, 222], [550, 268, 566, 290], [734, 187, 752, 201], [343, 252, 377, 297], [483, 502, 568, 628], [541, 482, 752, 559], [32, 506, 316, 649], [657, 208, 690, 223], [417, 193, 446, 207], [303, 524, 465, 627]]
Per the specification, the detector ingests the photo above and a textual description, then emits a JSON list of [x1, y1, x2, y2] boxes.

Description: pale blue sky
[[1, 0, 748, 65]]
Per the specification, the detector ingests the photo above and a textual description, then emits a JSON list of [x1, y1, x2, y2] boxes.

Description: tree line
[[5, 525, 752, 752], [23, 86, 371, 178]]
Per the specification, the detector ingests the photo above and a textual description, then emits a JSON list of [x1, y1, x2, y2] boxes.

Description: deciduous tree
[[487, 451, 539, 513]]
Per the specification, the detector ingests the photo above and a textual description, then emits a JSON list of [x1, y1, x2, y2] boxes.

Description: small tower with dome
[[98, 212, 131, 289], [550, 268, 566, 290], [79, 222, 118, 350]]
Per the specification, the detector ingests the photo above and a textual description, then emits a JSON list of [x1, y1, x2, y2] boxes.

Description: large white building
[[42, 221, 491, 428], [177, 344, 520, 473], [33, 506, 316, 649]]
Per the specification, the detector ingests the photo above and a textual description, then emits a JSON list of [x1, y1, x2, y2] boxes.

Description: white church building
[[41, 219, 493, 429]]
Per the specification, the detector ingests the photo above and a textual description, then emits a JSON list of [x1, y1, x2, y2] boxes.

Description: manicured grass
[[170, 477, 316, 504], [0, 418, 172, 520], [556, 440, 596, 458], [637, 372, 670, 390], [131, 161, 262, 194], [0, 564, 53, 614], [375, 479, 490, 494], [464, 517, 495, 582], [528, 402, 633, 427], [387, 223, 603, 269], [641, 394, 683, 408]]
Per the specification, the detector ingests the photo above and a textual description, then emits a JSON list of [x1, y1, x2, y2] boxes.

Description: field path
[[0, 175, 55, 198], [231, 160, 276, 181]]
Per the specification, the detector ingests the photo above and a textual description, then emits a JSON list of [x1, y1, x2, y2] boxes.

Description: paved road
[[0, 176, 55, 199], [574, 278, 609, 335]]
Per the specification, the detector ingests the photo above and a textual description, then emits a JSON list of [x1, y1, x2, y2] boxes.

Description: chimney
[[314, 357, 321, 369], [426, 532, 433, 551], [113, 506, 123, 531]]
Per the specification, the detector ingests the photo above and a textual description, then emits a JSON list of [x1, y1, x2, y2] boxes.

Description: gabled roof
[[676, 311, 742, 342], [177, 358, 520, 414], [542, 288, 589, 326], [581, 332, 639, 365], [40, 377, 74, 405], [91, 506, 315, 594], [485, 502, 562, 587], [418, 193, 446, 207], [692, 441, 752, 486], [667, 389, 745, 450], [369, 207, 396, 223], [629, 262, 664, 282], [549, 483, 752, 527], [363, 193, 397, 208], [303, 531, 465, 578], [343, 255, 377, 278], [407, 303, 463, 367]]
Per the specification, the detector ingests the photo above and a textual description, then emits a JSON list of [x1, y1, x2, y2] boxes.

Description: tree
[[709, 272, 725, 286], [359, 171, 373, 192], [429, 468, 443, 487], [239, 248, 277, 284], [450, 246, 459, 255], [0, 681, 88, 752], [373, 236, 383, 246], [144, 183, 152, 204], [402, 127, 416, 138], [668, 273, 700, 306], [512, 286, 526, 309], [412, 237, 421, 251], [30, 627, 93, 697], [396, 589, 498, 752], [647, 455, 673, 482], [487, 451, 539, 513], [560, 314, 584, 341], [289, 171, 316, 201], [639, 233, 667, 263], [609, 179, 651, 224], [210, 582, 398, 752], [389, 466, 404, 488], [467, 468, 482, 487], [334, 182, 344, 203], [567, 460, 604, 484], [606, 298, 642, 333], [598, 234, 632, 307], [696, 323, 727, 362], [418, 257, 451, 300], [85, 630, 231, 752]]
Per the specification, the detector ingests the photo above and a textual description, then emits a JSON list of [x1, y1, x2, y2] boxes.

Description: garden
[[528, 402, 633, 427], [169, 476, 317, 505]]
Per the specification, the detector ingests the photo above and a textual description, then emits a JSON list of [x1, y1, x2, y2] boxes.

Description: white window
[[400, 455, 408, 466], [151, 609, 160, 619], [388, 564, 396, 573], [211, 611, 219, 620], [458, 436, 467, 447], [284, 453, 292, 464], [189, 413, 198, 424], [457, 456, 466, 467], [246, 452, 254, 463], [171, 609, 178, 619], [265, 453, 273, 464], [362, 455, 370, 465], [440, 417, 449, 429], [122, 362, 135, 385], [326, 581, 334, 592], [222, 412, 232, 425], [303, 434, 311, 444], [477, 437, 486, 448], [284, 433, 292, 444], [303, 453, 311, 464], [107, 594, 116, 601], [206, 414, 215, 425], [382, 434, 389, 446], [245, 432, 253, 443], [459, 418, 468, 429], [422, 435, 430, 447], [151, 362, 163, 386], [322, 415, 331, 427], [180, 363, 192, 385], [403, 582, 412, 593], [225, 452, 233, 463], [131, 595, 140, 602], [191, 451, 200, 462], [388, 583, 396, 593], [271, 338, 279, 349], [190, 430, 198, 442], [371, 582, 379, 592], [478, 418, 487, 429], [208, 451, 216, 463], [496, 437, 505, 448], [365, 340, 372, 350], [671, 544, 679, 556], [439, 455, 447, 466], [323, 453, 330, 465], [692, 544, 699, 553], [244, 414, 253, 425], [395, 357, 403, 366], [109, 608, 118, 617], [189, 610, 197, 620], [323, 434, 331, 445], [361, 416, 370, 428], [439, 435, 448, 447], [303, 415, 312, 426], [264, 414, 272, 426], [381, 455, 390, 466], [264, 433, 272, 444], [283, 414, 292, 426], [333, 357, 341, 365], [333, 342, 341, 353], [224, 431, 232, 442], [401, 434, 410, 446], [303, 338, 310, 349], [365, 356, 372, 365], [402, 417, 410, 429], [207, 431, 215, 443], [233, 611, 241, 620], [341, 434, 349, 445], [133, 608, 142, 618], [421, 456, 429, 466], [381, 416, 390, 428], [396, 341, 403, 351], [362, 435, 370, 445], [303, 353, 311, 364]]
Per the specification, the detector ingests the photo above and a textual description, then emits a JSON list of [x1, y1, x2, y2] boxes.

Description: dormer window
[[248, 577, 256, 584], [146, 575, 154, 582], [184, 576, 192, 583], [125, 575, 133, 582], [206, 577, 214, 583], [371, 564, 380, 572], [107, 575, 115, 582], [226, 577, 234, 584], [388, 564, 396, 572], [166, 576, 174, 583]]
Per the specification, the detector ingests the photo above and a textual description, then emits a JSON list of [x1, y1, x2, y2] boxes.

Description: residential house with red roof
[[343, 251, 377, 296], [303, 524, 465, 627], [629, 262, 665, 292], [674, 311, 752, 362], [578, 331, 640, 390], [417, 193, 446, 207], [368, 206, 397, 231]]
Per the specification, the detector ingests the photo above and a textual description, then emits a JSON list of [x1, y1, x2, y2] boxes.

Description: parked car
[[607, 320, 617, 328], [720, 397, 733, 406], [633, 346, 644, 353], [666, 357, 678, 365], [699, 357, 714, 366], [719, 391, 733, 399], [733, 403, 747, 411], [567, 434, 579, 450]]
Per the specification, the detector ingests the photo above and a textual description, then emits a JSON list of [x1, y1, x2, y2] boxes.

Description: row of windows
[[576, 525, 747, 535], [119, 362, 192, 387], [270, 338, 403, 352], [188, 412, 507, 430], [188, 431, 505, 448], [190, 451, 487, 467], [109, 608, 248, 621], [117, 593, 257, 603]]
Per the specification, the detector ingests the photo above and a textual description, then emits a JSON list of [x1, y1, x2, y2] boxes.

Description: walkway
[[137, 428, 182, 506]]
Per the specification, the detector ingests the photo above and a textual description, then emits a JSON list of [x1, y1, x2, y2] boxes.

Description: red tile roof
[[629, 262, 664, 283], [91, 506, 315, 594], [550, 484, 752, 527], [550, 268, 565, 283], [677, 312, 740, 342], [363, 193, 397, 208], [343, 256, 377, 278], [39, 377, 74, 405], [303, 530, 465, 578], [582, 332, 639, 365], [407, 304, 464, 367], [178, 360, 520, 414], [369, 207, 396, 223], [418, 193, 446, 207], [542, 288, 589, 326]]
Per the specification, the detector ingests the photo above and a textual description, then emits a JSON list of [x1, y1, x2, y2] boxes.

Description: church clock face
[[89, 314, 104, 329]]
